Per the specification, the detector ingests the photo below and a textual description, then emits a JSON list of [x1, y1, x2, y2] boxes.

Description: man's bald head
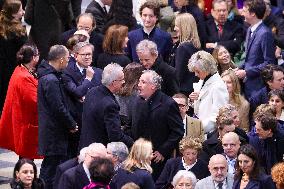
[[222, 132, 240, 159], [209, 154, 228, 182]]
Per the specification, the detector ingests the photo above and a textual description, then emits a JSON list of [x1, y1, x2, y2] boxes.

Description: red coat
[[0, 66, 41, 159]]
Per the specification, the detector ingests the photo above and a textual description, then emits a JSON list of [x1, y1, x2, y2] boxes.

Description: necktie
[[82, 68, 86, 77], [103, 6, 107, 14], [217, 24, 223, 38], [218, 182, 223, 189]]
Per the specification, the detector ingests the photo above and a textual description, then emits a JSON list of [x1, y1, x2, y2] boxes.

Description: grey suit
[[195, 174, 234, 189]]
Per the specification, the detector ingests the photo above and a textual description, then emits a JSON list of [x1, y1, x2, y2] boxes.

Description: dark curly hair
[[89, 157, 114, 185]]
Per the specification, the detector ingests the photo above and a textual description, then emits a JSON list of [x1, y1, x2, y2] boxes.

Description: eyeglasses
[[78, 53, 92, 57]]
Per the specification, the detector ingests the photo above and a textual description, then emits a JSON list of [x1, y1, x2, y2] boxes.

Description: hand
[[86, 66, 94, 80], [70, 125, 78, 133], [275, 46, 282, 59], [189, 92, 200, 101], [235, 69, 246, 79], [152, 151, 164, 163], [205, 43, 217, 49]]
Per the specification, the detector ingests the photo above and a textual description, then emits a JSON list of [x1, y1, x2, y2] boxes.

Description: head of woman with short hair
[[179, 136, 202, 166], [218, 104, 241, 127], [11, 158, 44, 189], [272, 162, 284, 189], [253, 104, 277, 119], [123, 138, 153, 173], [268, 89, 284, 120], [103, 24, 128, 55], [172, 170, 197, 189], [188, 50, 218, 80], [213, 45, 236, 75], [0, 0, 25, 39], [174, 13, 201, 48], [216, 110, 236, 139], [118, 63, 144, 96], [85, 157, 114, 189]]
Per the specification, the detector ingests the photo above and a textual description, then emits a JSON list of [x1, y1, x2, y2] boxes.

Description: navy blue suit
[[232, 174, 276, 189], [79, 85, 134, 149], [127, 27, 173, 62], [239, 23, 276, 99], [57, 163, 90, 189], [155, 157, 210, 189]]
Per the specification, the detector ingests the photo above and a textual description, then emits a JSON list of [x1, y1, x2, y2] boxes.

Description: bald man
[[195, 154, 234, 189], [222, 132, 240, 175]]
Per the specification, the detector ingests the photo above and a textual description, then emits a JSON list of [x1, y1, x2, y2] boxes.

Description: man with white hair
[[58, 143, 107, 189], [131, 70, 184, 180], [107, 142, 129, 171], [195, 154, 234, 189], [79, 63, 133, 149]]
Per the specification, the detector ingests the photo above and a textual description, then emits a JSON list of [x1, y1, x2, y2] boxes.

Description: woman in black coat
[[169, 13, 200, 96], [232, 144, 276, 189], [0, 0, 27, 114], [97, 24, 131, 69], [155, 137, 209, 189]]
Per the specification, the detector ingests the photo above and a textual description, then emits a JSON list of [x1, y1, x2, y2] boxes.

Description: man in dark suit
[[235, 0, 276, 99], [85, 0, 112, 33], [136, 39, 179, 97], [127, 1, 173, 62], [131, 70, 184, 180], [60, 13, 103, 65], [58, 143, 107, 189], [79, 63, 133, 149], [62, 41, 102, 158], [37, 45, 78, 189], [205, 0, 244, 55]]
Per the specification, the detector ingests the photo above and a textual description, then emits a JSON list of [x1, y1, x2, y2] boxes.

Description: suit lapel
[[246, 23, 263, 55]]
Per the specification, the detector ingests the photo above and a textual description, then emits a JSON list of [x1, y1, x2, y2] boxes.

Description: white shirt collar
[[182, 157, 197, 171], [213, 179, 227, 189], [95, 0, 109, 12], [225, 155, 236, 175], [83, 162, 91, 182], [76, 62, 85, 74], [250, 20, 262, 34]]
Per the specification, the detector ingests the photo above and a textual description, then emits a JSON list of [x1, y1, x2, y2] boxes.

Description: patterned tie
[[217, 24, 223, 38], [82, 68, 86, 77]]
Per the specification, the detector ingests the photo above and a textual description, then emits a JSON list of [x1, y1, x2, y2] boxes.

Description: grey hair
[[73, 41, 94, 53], [136, 39, 158, 56], [87, 143, 106, 155], [78, 147, 88, 163], [107, 142, 129, 163], [48, 45, 68, 61], [142, 70, 162, 90], [188, 50, 218, 75], [102, 63, 123, 86], [172, 170, 197, 187]]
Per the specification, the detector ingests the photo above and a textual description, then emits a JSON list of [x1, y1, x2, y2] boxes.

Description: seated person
[[171, 170, 197, 189]]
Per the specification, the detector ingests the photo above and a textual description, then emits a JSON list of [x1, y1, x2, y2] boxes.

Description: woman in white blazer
[[188, 51, 229, 135]]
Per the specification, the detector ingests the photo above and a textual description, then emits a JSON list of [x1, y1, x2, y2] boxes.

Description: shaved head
[[209, 154, 228, 182], [222, 132, 240, 159]]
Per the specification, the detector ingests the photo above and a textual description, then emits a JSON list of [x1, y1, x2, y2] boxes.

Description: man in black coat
[[131, 70, 184, 180], [85, 0, 112, 33], [79, 63, 133, 149], [60, 13, 103, 65], [62, 42, 102, 158], [58, 143, 108, 189], [136, 39, 179, 97], [205, 0, 244, 56], [37, 45, 78, 189]]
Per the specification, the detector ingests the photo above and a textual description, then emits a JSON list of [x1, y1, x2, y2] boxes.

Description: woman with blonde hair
[[169, 13, 201, 95], [110, 138, 155, 189], [221, 69, 250, 131]]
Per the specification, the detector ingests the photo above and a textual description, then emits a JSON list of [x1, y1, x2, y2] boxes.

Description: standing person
[[127, 1, 173, 62], [97, 25, 131, 69], [79, 63, 134, 149], [171, 170, 197, 189], [24, 0, 73, 60], [235, 0, 276, 99], [131, 70, 184, 180], [0, 44, 41, 159], [170, 13, 200, 96], [232, 144, 276, 189], [37, 45, 78, 189], [188, 50, 229, 134], [0, 0, 26, 114], [110, 138, 155, 189]]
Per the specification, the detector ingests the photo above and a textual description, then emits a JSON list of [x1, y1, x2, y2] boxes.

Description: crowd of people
[[1, 0, 284, 188]]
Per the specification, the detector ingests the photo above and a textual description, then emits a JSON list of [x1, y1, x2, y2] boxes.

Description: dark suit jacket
[[127, 27, 173, 62], [85, 1, 108, 33], [53, 158, 78, 189], [155, 157, 210, 189], [232, 174, 276, 189], [175, 42, 199, 95], [205, 18, 244, 55], [151, 58, 179, 97], [58, 163, 90, 189], [97, 53, 131, 69], [239, 23, 276, 99], [79, 85, 133, 149], [60, 29, 104, 65]]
